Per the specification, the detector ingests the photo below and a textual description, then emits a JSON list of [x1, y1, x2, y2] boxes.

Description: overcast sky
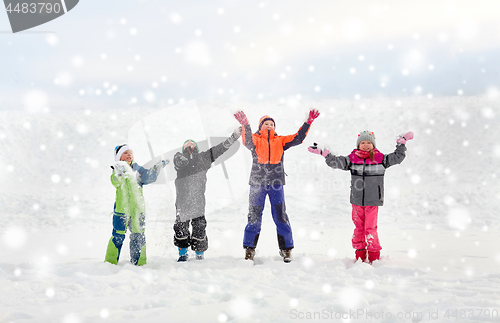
[[1, 0, 499, 111]]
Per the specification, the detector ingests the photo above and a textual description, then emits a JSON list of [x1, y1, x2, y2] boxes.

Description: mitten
[[232, 126, 242, 140], [113, 163, 126, 177], [306, 109, 320, 124], [174, 154, 189, 168], [154, 159, 169, 171], [224, 127, 242, 147], [308, 143, 329, 157], [397, 131, 414, 145], [234, 111, 249, 125]]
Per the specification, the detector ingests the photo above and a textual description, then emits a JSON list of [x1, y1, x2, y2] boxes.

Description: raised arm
[[308, 143, 350, 170], [132, 162, 161, 185], [282, 109, 319, 150], [200, 127, 242, 164], [234, 110, 255, 151], [383, 131, 413, 168]]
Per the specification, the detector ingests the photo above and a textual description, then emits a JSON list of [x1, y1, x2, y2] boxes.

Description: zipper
[[267, 129, 271, 164], [362, 158, 366, 205]]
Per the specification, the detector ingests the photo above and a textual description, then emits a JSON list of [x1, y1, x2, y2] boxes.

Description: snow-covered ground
[[1, 96, 500, 323]]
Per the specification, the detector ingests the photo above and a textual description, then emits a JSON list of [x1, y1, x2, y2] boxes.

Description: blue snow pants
[[105, 211, 146, 266], [243, 185, 294, 250]]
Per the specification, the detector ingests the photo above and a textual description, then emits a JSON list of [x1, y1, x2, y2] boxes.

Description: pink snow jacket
[[324, 144, 406, 206]]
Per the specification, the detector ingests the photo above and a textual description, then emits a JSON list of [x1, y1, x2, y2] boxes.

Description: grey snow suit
[[324, 144, 406, 206]]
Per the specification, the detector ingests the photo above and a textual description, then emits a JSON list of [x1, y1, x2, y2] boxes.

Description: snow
[[1, 96, 499, 322]]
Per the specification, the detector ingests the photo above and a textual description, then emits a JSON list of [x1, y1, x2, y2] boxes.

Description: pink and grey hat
[[356, 131, 376, 148]]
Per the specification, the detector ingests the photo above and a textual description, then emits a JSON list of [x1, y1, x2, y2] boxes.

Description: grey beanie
[[356, 131, 376, 148]]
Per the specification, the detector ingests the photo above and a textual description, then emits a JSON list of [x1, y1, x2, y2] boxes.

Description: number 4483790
[[5, 2, 62, 14], [444, 309, 498, 320]]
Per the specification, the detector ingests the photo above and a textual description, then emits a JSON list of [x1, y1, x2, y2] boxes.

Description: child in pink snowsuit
[[308, 130, 414, 263]]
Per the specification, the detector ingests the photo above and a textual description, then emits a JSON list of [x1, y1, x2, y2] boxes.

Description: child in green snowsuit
[[105, 144, 167, 266]]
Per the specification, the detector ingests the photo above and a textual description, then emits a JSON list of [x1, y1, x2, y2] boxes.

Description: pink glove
[[308, 143, 329, 157], [306, 109, 320, 124], [234, 111, 249, 125], [397, 131, 414, 144]]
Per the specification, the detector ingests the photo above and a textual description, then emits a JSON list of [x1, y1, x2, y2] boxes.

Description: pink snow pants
[[351, 205, 382, 252]]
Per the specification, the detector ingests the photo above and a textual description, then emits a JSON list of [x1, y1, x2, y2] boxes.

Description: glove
[[113, 163, 126, 177], [174, 154, 189, 168], [308, 143, 329, 157], [234, 111, 249, 125], [397, 131, 414, 145], [232, 126, 242, 140], [224, 126, 242, 147], [306, 109, 320, 124], [154, 159, 169, 171]]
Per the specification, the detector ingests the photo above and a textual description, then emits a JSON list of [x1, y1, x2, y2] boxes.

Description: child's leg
[[268, 185, 293, 250], [105, 214, 127, 264], [243, 185, 267, 249], [130, 212, 147, 265], [351, 205, 367, 250], [190, 216, 208, 252], [364, 206, 381, 252], [173, 209, 191, 249]]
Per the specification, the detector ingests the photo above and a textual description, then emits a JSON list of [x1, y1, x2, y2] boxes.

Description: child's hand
[[174, 154, 189, 168], [154, 160, 169, 171], [306, 109, 320, 124], [114, 164, 126, 177], [225, 127, 242, 146], [308, 143, 329, 157], [397, 131, 414, 144], [231, 126, 242, 140], [234, 111, 249, 125]]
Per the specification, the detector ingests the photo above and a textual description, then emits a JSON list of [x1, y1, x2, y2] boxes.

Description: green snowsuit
[[104, 161, 160, 265]]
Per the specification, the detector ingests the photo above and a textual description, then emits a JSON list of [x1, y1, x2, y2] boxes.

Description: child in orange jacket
[[234, 109, 320, 262]]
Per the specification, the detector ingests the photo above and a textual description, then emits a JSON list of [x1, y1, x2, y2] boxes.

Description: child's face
[[358, 141, 374, 152], [120, 150, 134, 164], [183, 140, 196, 153], [261, 120, 275, 131]]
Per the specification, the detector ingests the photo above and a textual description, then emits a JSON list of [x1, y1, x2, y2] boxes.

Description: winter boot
[[195, 251, 204, 260], [244, 247, 255, 261], [177, 247, 189, 262], [279, 249, 292, 263], [368, 251, 380, 264], [355, 249, 367, 262]]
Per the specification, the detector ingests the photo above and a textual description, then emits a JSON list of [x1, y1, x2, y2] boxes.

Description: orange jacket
[[242, 123, 311, 185]]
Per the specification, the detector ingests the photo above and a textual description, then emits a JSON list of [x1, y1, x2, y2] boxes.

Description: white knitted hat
[[115, 144, 132, 162]]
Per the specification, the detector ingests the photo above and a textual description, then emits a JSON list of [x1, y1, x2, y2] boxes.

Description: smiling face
[[358, 140, 374, 152], [261, 120, 275, 131], [120, 149, 134, 164]]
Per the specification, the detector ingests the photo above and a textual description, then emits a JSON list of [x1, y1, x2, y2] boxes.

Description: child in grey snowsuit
[[173, 128, 241, 261], [308, 131, 414, 264]]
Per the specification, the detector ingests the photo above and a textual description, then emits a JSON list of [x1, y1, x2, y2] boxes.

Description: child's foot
[[355, 249, 367, 262], [177, 255, 189, 262], [177, 247, 189, 262], [244, 247, 255, 261], [368, 251, 380, 264], [195, 251, 204, 260], [279, 249, 292, 263]]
